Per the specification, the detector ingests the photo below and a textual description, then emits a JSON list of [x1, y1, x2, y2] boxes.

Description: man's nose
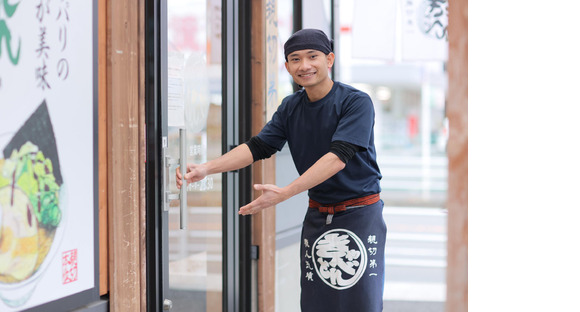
[[299, 59, 312, 70]]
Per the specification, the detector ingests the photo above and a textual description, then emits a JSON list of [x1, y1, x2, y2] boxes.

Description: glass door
[[147, 0, 250, 311], [162, 0, 225, 311]]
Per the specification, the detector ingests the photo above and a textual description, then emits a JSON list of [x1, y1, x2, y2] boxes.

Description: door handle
[[179, 128, 187, 229], [162, 129, 188, 229]]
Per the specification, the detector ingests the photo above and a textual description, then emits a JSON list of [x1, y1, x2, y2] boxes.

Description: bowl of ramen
[[0, 142, 64, 307]]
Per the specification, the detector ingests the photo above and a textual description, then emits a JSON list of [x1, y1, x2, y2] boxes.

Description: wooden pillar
[[446, 0, 468, 311], [252, 0, 277, 311], [107, 0, 146, 311], [98, 0, 109, 297], [138, 3, 147, 311]]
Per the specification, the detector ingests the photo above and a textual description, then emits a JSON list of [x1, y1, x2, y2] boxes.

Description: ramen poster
[[0, 0, 96, 311]]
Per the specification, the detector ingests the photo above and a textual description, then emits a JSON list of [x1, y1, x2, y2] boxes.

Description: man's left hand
[[238, 184, 289, 215]]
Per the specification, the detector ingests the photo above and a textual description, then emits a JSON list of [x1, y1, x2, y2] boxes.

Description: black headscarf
[[284, 29, 333, 61]]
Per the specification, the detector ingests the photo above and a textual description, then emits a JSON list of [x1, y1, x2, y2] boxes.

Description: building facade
[[0, 0, 466, 311]]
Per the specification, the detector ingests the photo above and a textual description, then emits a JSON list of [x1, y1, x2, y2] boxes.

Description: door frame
[[144, 0, 163, 309], [224, 1, 253, 312]]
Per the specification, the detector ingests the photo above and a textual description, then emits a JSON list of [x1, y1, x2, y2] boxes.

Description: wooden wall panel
[[251, 0, 277, 311], [98, 0, 109, 296], [138, 2, 147, 311], [107, 0, 145, 311], [446, 0, 468, 311]]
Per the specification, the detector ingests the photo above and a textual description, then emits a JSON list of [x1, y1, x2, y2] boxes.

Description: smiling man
[[177, 28, 385, 312]]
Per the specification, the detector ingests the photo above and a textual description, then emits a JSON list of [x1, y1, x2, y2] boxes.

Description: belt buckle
[[320, 206, 333, 214], [320, 204, 346, 214]]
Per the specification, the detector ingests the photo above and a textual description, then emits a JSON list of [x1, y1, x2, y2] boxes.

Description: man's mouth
[[299, 72, 316, 78]]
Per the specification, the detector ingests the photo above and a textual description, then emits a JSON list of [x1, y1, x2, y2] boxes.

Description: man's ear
[[327, 52, 335, 68], [285, 61, 289, 72]]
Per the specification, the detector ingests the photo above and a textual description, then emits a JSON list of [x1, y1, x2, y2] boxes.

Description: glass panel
[[166, 0, 223, 311], [274, 1, 301, 311]]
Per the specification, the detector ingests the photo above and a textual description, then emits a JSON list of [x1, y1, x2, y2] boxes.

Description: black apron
[[300, 200, 387, 312]]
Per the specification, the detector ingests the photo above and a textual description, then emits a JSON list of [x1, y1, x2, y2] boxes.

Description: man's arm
[[238, 152, 345, 215], [176, 143, 254, 189]]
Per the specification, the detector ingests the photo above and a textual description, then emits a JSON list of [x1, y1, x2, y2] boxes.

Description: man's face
[[285, 49, 335, 89]]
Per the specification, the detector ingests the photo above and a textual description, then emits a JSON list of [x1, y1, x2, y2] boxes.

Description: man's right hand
[[176, 163, 208, 189], [175, 144, 255, 189]]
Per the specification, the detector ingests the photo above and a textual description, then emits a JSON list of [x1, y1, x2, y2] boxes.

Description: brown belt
[[309, 193, 380, 224]]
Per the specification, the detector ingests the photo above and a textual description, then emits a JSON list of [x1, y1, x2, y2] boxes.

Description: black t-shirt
[[257, 81, 382, 204]]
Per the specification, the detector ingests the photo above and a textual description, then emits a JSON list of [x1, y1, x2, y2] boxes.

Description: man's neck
[[305, 79, 334, 102]]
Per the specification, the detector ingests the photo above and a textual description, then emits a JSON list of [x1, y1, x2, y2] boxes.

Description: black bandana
[[284, 29, 333, 61]]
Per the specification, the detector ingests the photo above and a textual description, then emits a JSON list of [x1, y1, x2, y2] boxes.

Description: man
[[177, 28, 386, 311]]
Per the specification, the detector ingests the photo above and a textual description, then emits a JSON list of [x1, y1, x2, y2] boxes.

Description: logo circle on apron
[[311, 228, 368, 290]]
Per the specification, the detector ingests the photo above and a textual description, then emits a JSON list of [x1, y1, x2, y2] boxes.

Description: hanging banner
[[266, 0, 279, 121], [401, 0, 448, 61], [352, 0, 397, 61], [0, 0, 99, 311], [302, 0, 331, 36]]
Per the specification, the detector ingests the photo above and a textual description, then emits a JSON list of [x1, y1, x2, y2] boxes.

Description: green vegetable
[[1, 142, 61, 229]]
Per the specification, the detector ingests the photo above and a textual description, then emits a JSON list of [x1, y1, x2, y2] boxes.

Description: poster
[[0, 0, 98, 311], [168, 52, 185, 128]]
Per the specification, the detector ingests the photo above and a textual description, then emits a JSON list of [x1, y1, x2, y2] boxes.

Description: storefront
[[0, 0, 467, 311]]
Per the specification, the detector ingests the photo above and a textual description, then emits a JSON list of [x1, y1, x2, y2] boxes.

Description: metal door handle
[[161, 129, 188, 229], [179, 128, 187, 229]]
